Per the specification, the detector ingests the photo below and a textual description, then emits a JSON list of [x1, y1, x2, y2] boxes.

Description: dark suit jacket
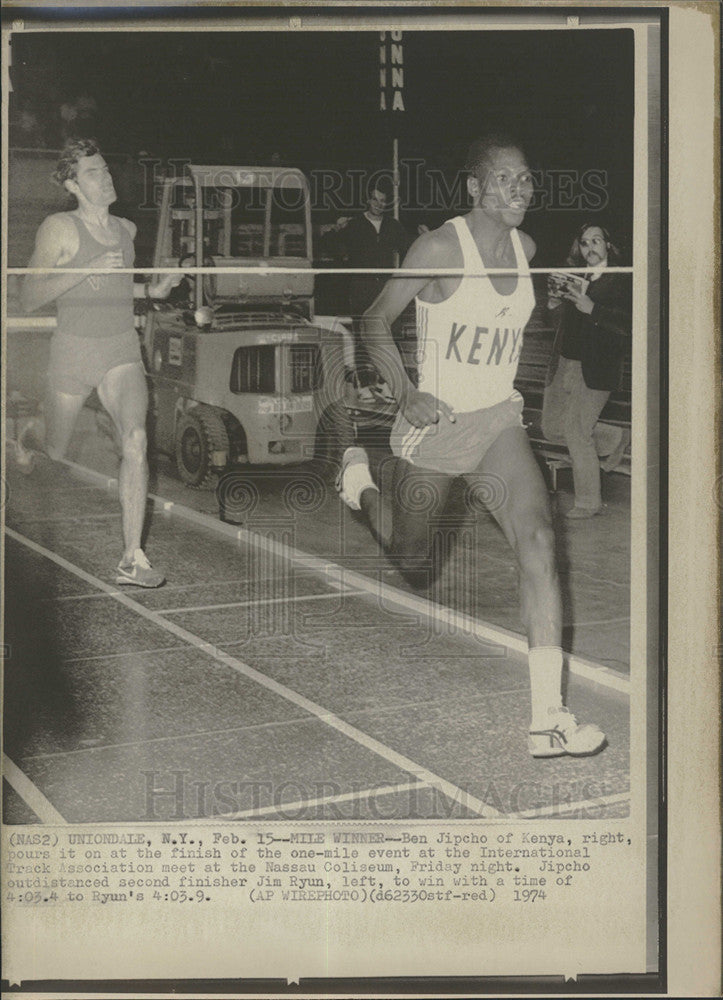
[[323, 214, 413, 315], [547, 272, 632, 392]]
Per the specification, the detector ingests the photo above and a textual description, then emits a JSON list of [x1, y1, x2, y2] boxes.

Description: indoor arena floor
[[3, 433, 632, 826]]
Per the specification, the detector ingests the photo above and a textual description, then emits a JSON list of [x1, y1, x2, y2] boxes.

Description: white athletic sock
[[341, 447, 379, 510], [528, 646, 564, 730]]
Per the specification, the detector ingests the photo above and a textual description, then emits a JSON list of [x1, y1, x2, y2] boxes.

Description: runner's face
[[67, 154, 117, 208], [474, 147, 533, 228], [578, 227, 609, 268]]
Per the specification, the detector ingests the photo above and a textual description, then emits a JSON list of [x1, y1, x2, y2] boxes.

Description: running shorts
[[390, 391, 525, 476], [48, 329, 143, 396]]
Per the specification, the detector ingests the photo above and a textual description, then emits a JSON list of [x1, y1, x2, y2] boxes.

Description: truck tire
[[175, 408, 229, 488]]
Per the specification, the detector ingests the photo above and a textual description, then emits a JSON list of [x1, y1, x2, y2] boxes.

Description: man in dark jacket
[[542, 224, 632, 517], [325, 182, 414, 399]]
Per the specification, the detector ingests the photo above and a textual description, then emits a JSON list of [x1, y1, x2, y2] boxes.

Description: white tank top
[[415, 216, 536, 413]]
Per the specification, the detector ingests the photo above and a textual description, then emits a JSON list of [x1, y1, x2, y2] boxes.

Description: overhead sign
[[379, 31, 405, 112]]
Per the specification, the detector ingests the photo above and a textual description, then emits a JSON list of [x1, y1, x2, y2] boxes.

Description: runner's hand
[[150, 273, 185, 298], [90, 249, 124, 270], [401, 388, 456, 428]]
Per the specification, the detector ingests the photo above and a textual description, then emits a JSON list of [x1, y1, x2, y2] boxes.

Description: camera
[[547, 272, 588, 297]]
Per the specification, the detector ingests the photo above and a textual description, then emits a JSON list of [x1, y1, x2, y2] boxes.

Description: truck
[[143, 163, 344, 487]]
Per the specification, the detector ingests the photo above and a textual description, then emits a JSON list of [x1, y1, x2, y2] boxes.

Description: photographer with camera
[[541, 223, 632, 519]]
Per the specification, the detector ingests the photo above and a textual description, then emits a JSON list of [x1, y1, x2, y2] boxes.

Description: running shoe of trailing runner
[[115, 549, 165, 588], [15, 440, 38, 475], [14, 417, 45, 474]]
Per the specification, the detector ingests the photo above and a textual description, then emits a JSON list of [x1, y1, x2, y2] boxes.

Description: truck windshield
[[171, 181, 307, 260]]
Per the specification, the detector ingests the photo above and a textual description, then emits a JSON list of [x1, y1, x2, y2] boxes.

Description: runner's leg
[[359, 456, 454, 585], [476, 424, 605, 754], [477, 424, 561, 646], [16, 386, 87, 472], [476, 426, 564, 726], [96, 361, 149, 561]]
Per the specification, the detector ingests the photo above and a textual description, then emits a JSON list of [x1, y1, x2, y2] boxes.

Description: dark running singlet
[[56, 214, 135, 339]]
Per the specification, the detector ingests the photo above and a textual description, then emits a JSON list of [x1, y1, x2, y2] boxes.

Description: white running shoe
[[15, 441, 37, 475], [335, 447, 378, 511], [115, 549, 166, 588], [529, 707, 607, 758], [14, 417, 45, 474]]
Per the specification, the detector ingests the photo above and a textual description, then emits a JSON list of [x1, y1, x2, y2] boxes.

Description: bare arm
[[21, 215, 125, 314], [360, 231, 456, 427], [133, 276, 184, 300], [21, 216, 87, 313], [118, 218, 182, 300], [519, 229, 536, 263]]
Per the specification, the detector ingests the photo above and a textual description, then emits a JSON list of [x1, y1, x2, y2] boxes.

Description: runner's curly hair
[[52, 138, 101, 186]]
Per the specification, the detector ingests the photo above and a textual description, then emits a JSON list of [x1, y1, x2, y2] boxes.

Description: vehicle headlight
[[194, 306, 214, 328]]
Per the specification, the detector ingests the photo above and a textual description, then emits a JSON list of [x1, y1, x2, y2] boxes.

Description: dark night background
[[8, 28, 634, 267]]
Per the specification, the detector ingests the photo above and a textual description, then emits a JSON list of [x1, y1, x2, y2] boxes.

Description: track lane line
[[157, 589, 368, 616], [3, 754, 67, 825], [60, 644, 188, 665], [40, 569, 332, 604], [20, 714, 340, 762], [7, 527, 505, 819]]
